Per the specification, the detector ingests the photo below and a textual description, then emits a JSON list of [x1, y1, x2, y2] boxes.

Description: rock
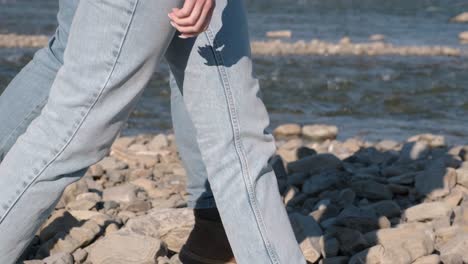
[[415, 160, 456, 199], [121, 208, 195, 252], [302, 171, 343, 195], [456, 167, 468, 188], [327, 227, 369, 255], [387, 172, 417, 185], [287, 153, 343, 175], [38, 210, 82, 243], [148, 134, 169, 150], [66, 199, 96, 211], [369, 34, 385, 42], [404, 202, 452, 222], [72, 248, 88, 264], [349, 244, 411, 264], [319, 236, 339, 258], [351, 180, 393, 200], [23, 261, 44, 264], [287, 172, 309, 186], [412, 254, 440, 264], [123, 199, 152, 212], [87, 232, 166, 264], [439, 234, 468, 263], [266, 30, 292, 38], [43, 252, 73, 264], [289, 212, 323, 263], [452, 12, 468, 23], [361, 200, 401, 218], [62, 181, 88, 205], [97, 156, 128, 171], [399, 141, 430, 162], [103, 184, 139, 203], [302, 124, 338, 141], [319, 256, 349, 264], [407, 134, 445, 148], [334, 206, 381, 233], [273, 123, 302, 137]]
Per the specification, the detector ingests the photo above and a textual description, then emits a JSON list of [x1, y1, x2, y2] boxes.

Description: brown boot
[[179, 208, 236, 264]]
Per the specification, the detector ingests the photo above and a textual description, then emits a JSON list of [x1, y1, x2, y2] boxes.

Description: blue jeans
[[0, 0, 305, 263]]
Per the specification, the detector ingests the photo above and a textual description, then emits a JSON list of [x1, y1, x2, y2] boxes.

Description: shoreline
[[1, 33, 466, 57], [21, 123, 468, 263]]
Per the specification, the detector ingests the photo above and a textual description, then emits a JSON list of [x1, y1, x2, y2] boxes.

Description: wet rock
[[302, 171, 343, 195], [327, 226, 369, 255], [334, 206, 382, 233], [415, 160, 457, 199], [361, 200, 401, 218], [289, 212, 323, 263], [319, 256, 349, 264], [287, 153, 343, 175], [351, 180, 393, 200]]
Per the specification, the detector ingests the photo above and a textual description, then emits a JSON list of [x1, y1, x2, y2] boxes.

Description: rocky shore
[[20, 124, 468, 264], [1, 34, 466, 57]]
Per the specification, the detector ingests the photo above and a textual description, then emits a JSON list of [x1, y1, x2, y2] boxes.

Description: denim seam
[[0, 90, 48, 155], [0, 0, 140, 223], [203, 27, 280, 264]]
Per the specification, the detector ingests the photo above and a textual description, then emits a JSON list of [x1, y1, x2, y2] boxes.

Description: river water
[[1, 0, 467, 144]]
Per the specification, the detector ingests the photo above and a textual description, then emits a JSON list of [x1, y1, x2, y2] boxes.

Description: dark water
[[1, 0, 468, 144]]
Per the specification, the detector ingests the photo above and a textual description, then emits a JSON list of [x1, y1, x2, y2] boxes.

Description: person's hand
[[168, 0, 215, 39]]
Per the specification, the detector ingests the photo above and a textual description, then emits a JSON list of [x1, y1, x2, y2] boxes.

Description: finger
[[173, 0, 213, 35], [169, 0, 205, 27], [171, 0, 197, 19]]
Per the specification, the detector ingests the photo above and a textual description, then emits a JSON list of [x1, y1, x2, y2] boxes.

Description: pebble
[[21, 130, 468, 263]]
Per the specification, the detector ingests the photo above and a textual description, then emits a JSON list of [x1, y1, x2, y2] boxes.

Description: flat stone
[[102, 184, 139, 203], [351, 180, 393, 200], [319, 236, 339, 258], [327, 226, 368, 255], [121, 208, 194, 252], [415, 160, 457, 199], [452, 12, 468, 23], [412, 254, 440, 264], [87, 232, 166, 264], [361, 200, 401, 218], [334, 206, 381, 233], [287, 153, 343, 175], [456, 168, 468, 188], [43, 252, 73, 264], [289, 212, 323, 263], [319, 256, 349, 264], [97, 156, 128, 171], [439, 233, 468, 263], [147, 134, 169, 150], [302, 171, 343, 195], [404, 202, 452, 222], [273, 123, 302, 137], [302, 124, 338, 141], [398, 141, 430, 162]]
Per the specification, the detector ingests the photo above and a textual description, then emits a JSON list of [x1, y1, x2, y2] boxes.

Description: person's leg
[[164, 0, 306, 263], [0, 0, 183, 262], [0, 0, 79, 161]]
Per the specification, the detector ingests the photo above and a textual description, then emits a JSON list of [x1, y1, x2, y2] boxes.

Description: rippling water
[[1, 0, 468, 144]]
